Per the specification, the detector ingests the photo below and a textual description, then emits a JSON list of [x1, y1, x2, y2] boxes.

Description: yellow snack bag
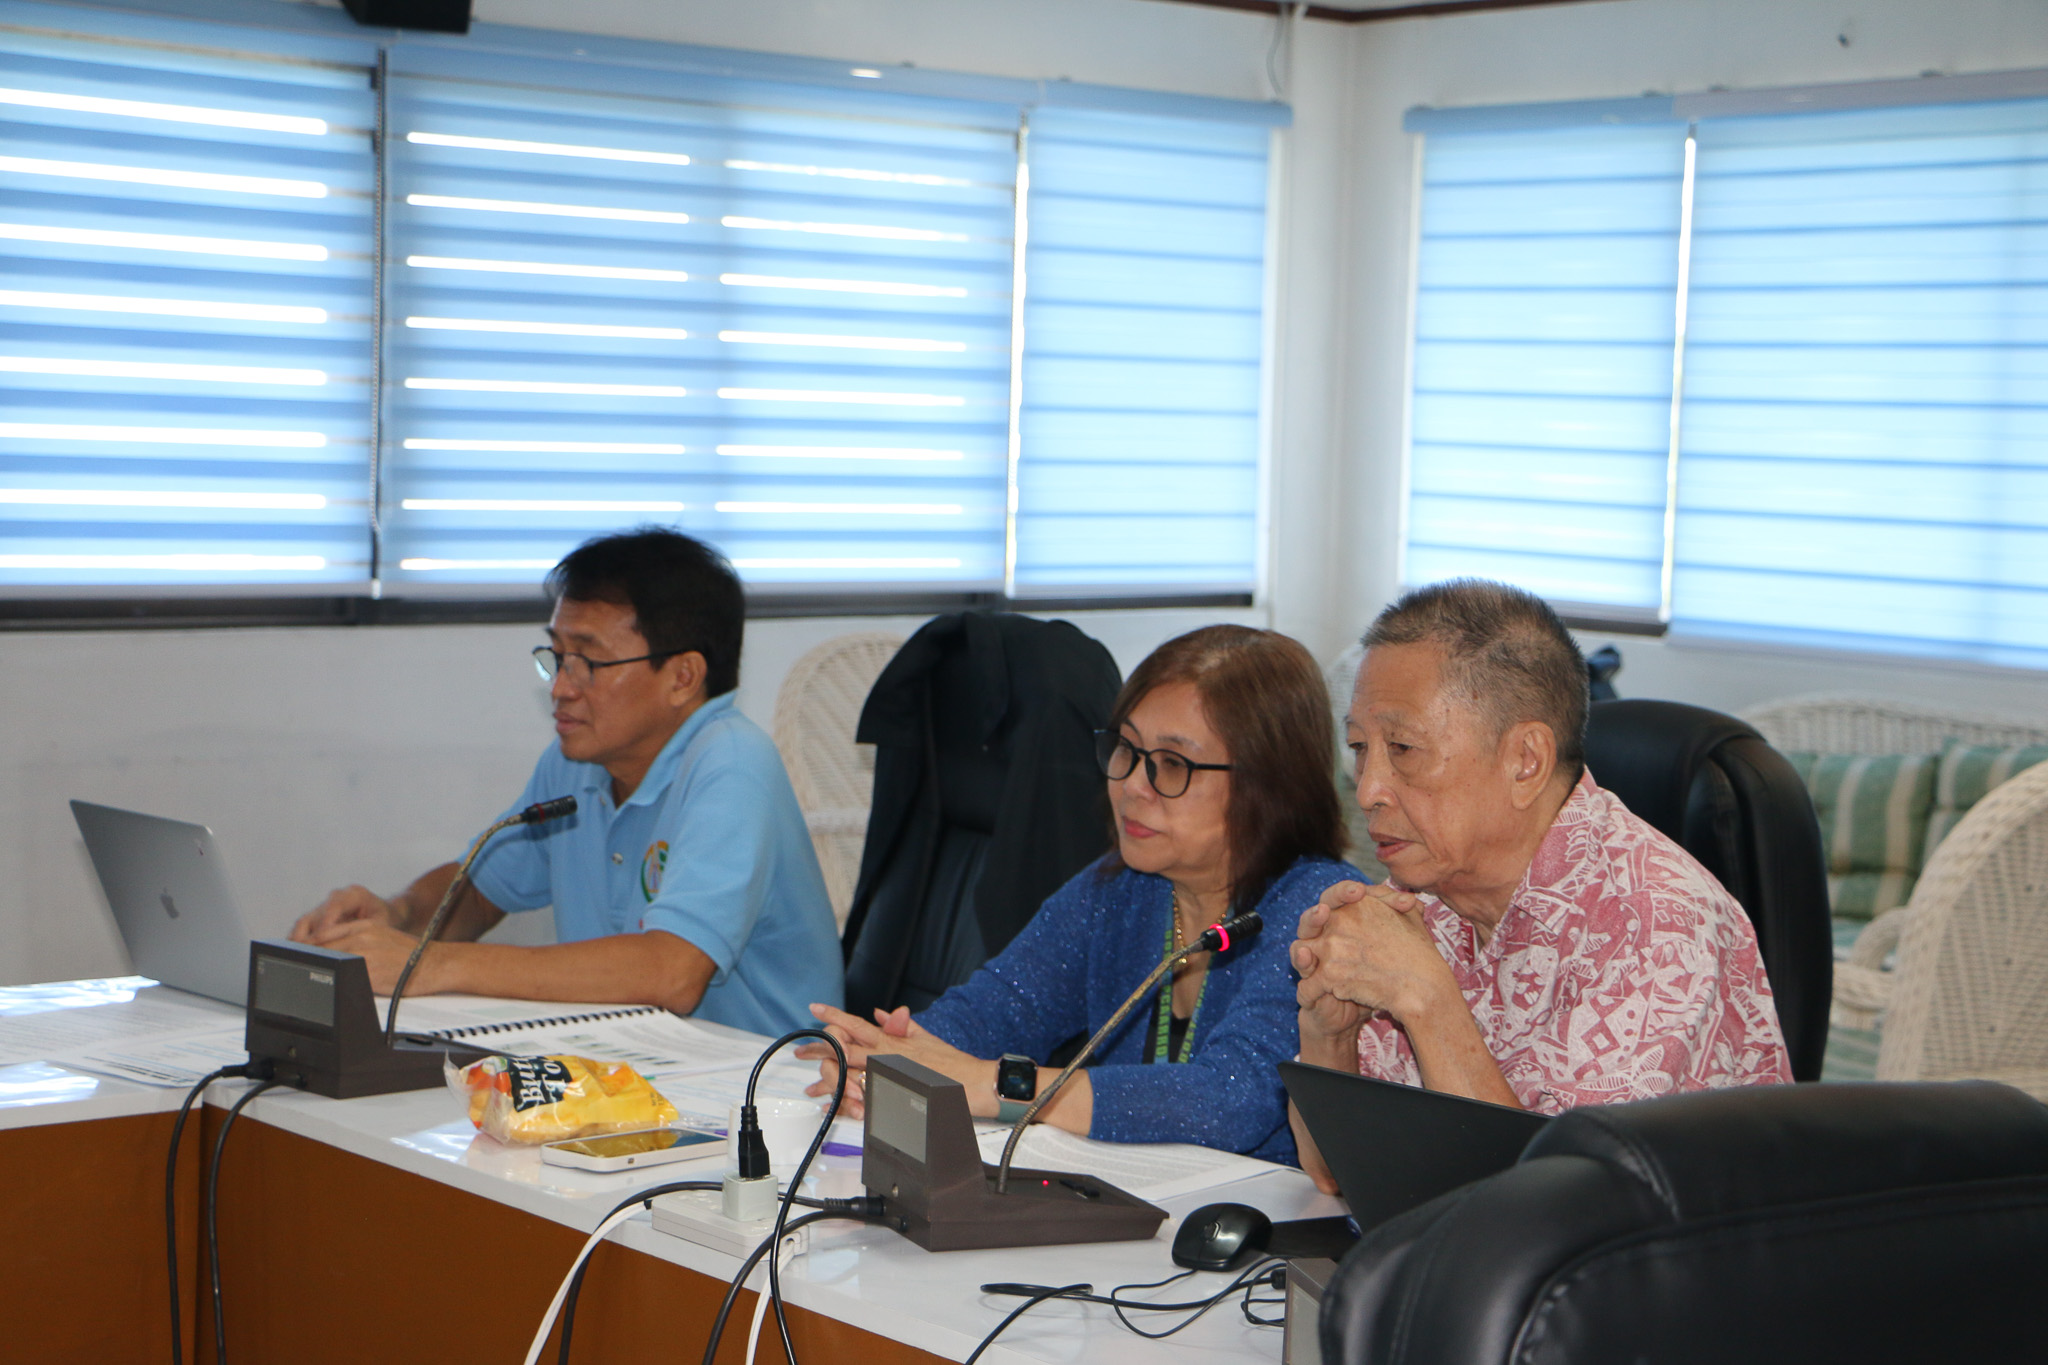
[[456, 1054, 680, 1145]]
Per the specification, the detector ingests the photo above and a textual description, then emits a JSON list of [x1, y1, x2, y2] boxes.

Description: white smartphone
[[539, 1126, 725, 1173]]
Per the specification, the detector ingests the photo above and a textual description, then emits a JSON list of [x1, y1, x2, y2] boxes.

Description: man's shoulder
[[1575, 781, 1751, 936], [1516, 781, 1728, 930], [676, 699, 786, 780]]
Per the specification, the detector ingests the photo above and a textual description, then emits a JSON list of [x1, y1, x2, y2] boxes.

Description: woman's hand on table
[[797, 1002, 996, 1121]]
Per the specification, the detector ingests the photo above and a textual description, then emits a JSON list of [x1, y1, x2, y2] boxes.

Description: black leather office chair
[[839, 611, 1121, 1018], [1583, 698, 1833, 1081], [1320, 1080, 2048, 1365]]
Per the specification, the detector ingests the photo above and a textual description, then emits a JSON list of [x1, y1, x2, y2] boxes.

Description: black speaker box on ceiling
[[341, 0, 471, 34]]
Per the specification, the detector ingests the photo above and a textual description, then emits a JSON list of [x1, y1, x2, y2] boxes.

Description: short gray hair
[[1362, 579, 1588, 780]]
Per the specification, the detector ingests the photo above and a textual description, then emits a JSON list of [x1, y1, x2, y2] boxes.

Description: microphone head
[[520, 795, 578, 824], [1195, 910, 1261, 955]]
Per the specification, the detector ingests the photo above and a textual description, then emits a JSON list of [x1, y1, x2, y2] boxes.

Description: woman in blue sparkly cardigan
[[803, 625, 1363, 1165]]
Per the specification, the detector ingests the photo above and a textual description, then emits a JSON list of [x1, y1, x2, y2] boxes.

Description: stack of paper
[[973, 1122, 1278, 1202], [0, 987, 245, 1087]]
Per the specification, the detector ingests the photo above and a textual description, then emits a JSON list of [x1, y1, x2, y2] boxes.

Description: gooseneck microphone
[[994, 908, 1262, 1194], [381, 796, 578, 1046]]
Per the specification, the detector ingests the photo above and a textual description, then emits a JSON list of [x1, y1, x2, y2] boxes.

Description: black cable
[[697, 1210, 846, 1365], [205, 1078, 277, 1365], [1105, 1259, 1284, 1339], [963, 1283, 1094, 1365], [163, 1065, 244, 1365], [1240, 1279, 1287, 1328], [545, 1026, 856, 1365], [736, 1027, 848, 1365], [976, 1260, 1289, 1346], [551, 1179, 723, 1365], [551, 1180, 887, 1363]]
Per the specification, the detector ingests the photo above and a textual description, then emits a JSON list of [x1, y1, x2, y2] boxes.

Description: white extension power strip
[[649, 1189, 810, 1259]]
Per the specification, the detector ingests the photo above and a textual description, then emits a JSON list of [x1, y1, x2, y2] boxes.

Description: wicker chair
[[1737, 694, 2048, 1040], [771, 632, 904, 933], [1874, 759, 2048, 1099], [1738, 693, 2048, 757]]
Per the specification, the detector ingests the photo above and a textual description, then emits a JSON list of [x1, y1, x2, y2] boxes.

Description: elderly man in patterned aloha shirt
[[1289, 579, 1791, 1194]]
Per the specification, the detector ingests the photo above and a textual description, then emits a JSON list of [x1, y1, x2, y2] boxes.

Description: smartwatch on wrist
[[995, 1053, 1037, 1124]]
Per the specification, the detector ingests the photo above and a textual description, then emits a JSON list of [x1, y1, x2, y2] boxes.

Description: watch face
[[996, 1054, 1036, 1102]]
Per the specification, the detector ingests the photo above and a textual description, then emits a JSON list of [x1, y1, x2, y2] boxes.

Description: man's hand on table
[[291, 887, 424, 994], [292, 884, 402, 942]]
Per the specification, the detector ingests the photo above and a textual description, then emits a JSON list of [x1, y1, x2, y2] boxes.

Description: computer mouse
[[1171, 1201, 1272, 1271]]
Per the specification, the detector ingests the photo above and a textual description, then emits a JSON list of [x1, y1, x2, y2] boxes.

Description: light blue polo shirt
[[466, 692, 843, 1035]]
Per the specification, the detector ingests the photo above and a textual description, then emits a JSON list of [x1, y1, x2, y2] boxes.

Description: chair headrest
[[1583, 699, 1761, 836], [1523, 1081, 2048, 1221]]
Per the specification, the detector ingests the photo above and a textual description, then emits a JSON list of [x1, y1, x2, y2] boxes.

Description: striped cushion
[[1927, 741, 2048, 851], [1784, 752, 1939, 921]]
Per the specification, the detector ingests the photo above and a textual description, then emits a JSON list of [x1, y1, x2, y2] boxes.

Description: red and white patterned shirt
[[1356, 772, 1793, 1112]]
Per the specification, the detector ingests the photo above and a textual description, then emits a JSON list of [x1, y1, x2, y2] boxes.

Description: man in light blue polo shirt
[[290, 528, 842, 1035]]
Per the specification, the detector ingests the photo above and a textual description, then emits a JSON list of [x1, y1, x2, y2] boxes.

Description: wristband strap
[[995, 1098, 1031, 1124]]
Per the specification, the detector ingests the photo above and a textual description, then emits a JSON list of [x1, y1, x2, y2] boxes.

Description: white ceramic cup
[[725, 1097, 823, 1179]]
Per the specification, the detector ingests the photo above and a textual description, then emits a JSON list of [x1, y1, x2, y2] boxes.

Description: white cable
[[742, 1233, 801, 1365], [520, 1201, 646, 1365]]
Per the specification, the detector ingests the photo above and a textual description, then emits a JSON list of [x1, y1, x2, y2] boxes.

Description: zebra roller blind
[[0, 23, 375, 587]]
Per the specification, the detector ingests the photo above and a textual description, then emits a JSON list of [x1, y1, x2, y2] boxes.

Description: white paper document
[[974, 1123, 1277, 1202], [0, 988, 240, 1066], [0, 985, 245, 1084], [662, 1059, 824, 1126], [65, 1031, 251, 1088]]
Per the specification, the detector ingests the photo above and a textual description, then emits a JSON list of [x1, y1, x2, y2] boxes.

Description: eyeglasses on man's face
[[531, 644, 663, 686], [1093, 730, 1233, 799]]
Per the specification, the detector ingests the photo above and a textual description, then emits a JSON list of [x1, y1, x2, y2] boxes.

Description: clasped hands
[[1292, 879, 1456, 1056]]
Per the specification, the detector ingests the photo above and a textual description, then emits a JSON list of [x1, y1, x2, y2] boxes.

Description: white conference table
[[0, 980, 1344, 1364]]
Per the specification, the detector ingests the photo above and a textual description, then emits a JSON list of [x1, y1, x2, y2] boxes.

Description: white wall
[[1333, 0, 2048, 719]]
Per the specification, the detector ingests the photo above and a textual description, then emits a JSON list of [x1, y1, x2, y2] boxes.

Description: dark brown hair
[[1103, 625, 1344, 916], [545, 526, 744, 697], [1362, 578, 1588, 782]]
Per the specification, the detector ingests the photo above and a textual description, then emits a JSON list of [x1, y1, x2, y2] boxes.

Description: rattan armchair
[[1738, 694, 2048, 1050], [770, 632, 903, 933], [1872, 759, 2048, 1098]]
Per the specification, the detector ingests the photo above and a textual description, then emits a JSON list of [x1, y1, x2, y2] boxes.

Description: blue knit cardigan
[[915, 854, 1363, 1165]]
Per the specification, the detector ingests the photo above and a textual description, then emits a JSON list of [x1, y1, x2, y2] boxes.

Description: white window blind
[[1404, 120, 1689, 619], [0, 3, 1285, 606], [381, 73, 1017, 592], [0, 24, 374, 587], [1014, 108, 1269, 596], [1675, 98, 2048, 667]]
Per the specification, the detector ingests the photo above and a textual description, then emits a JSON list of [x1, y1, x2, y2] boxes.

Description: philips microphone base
[[861, 1055, 1166, 1251]]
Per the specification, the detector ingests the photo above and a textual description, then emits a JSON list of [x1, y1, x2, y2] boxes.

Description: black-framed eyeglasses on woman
[[1093, 730, 1233, 799], [532, 644, 664, 685]]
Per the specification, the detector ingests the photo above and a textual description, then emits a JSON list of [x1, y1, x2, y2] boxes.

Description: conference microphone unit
[[858, 909, 1262, 1252], [241, 797, 577, 1098], [995, 909, 1262, 1192]]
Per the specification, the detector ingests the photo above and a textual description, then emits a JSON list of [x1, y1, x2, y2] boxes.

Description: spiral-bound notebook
[[382, 994, 767, 1080]]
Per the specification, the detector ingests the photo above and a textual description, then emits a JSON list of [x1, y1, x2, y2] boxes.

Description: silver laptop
[[71, 800, 253, 1006]]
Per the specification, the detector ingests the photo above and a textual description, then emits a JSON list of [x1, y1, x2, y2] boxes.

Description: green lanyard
[[1153, 910, 1209, 1064]]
